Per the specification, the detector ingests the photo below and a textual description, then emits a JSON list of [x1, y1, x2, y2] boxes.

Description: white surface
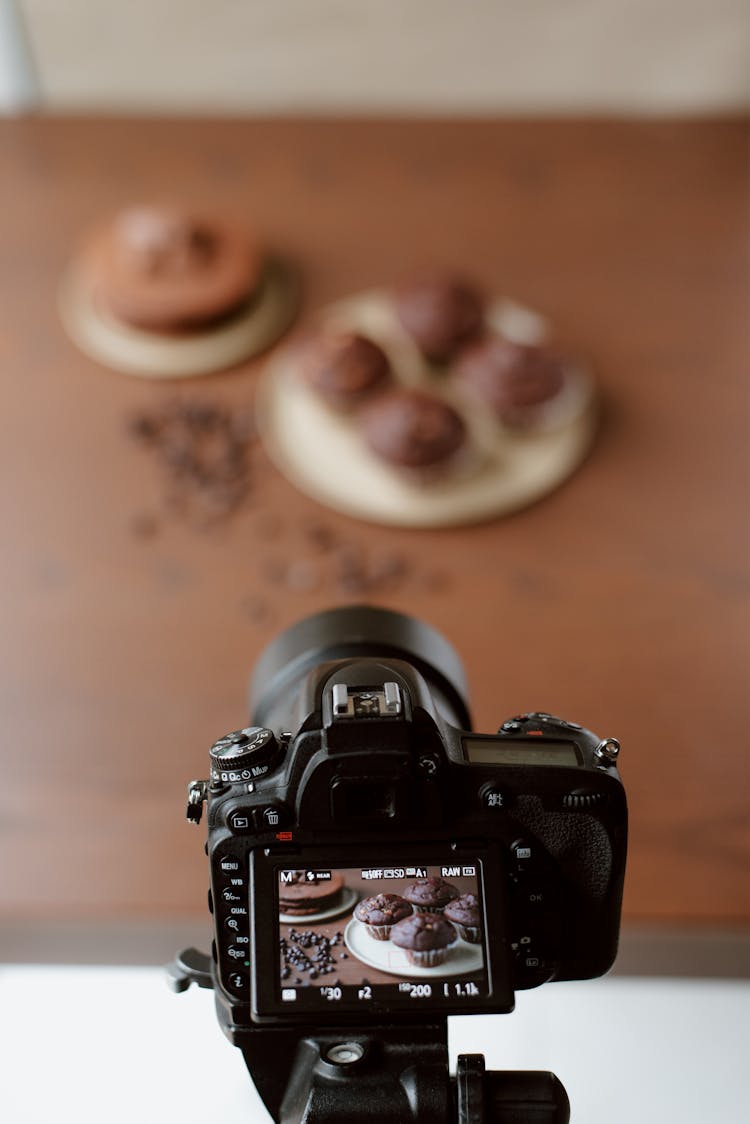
[[19, 0, 750, 113], [0, 967, 748, 1123]]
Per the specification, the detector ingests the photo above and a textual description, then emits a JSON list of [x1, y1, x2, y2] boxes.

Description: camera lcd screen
[[275, 862, 488, 1011], [464, 738, 581, 767]]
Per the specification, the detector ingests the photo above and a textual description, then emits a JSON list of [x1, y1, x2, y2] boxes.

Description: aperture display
[[464, 738, 581, 767], [276, 862, 488, 1010]]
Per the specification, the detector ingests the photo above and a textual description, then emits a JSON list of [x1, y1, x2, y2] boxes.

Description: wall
[[11, 0, 750, 114]]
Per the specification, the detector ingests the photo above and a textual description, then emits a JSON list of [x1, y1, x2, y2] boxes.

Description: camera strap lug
[[186, 779, 209, 824]]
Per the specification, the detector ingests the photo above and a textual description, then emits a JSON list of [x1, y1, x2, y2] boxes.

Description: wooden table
[[1, 118, 748, 948]]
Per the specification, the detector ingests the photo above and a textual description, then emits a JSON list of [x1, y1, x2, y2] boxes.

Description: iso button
[[226, 939, 249, 962]]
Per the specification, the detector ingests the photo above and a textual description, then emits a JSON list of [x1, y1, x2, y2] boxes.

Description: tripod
[[170, 949, 569, 1124]]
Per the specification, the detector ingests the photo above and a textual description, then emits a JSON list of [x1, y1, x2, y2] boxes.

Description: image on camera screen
[[276, 862, 488, 1009]]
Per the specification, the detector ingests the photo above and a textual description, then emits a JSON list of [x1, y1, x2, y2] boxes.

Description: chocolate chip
[[127, 397, 256, 531], [130, 512, 159, 539], [285, 560, 319, 592]]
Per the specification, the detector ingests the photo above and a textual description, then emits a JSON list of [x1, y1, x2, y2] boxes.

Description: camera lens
[[249, 605, 471, 731]]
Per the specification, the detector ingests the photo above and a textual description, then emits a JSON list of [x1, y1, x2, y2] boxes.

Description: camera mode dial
[[209, 726, 279, 785]]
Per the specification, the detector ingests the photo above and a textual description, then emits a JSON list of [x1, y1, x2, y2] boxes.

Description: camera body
[[196, 607, 627, 1040]]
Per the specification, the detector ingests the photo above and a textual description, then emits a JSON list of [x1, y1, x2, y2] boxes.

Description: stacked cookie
[[61, 204, 297, 377]]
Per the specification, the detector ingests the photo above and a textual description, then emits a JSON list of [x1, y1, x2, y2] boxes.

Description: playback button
[[227, 810, 255, 833]]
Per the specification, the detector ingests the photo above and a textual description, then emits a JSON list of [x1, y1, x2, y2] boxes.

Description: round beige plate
[[257, 290, 599, 529], [59, 258, 298, 379]]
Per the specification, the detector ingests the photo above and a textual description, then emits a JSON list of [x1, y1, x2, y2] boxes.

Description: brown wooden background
[[1, 118, 748, 942]]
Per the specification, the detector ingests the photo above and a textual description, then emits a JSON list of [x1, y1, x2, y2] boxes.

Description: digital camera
[[178, 606, 627, 1122]]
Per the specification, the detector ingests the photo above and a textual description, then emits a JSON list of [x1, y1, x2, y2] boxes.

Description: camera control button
[[510, 839, 535, 870], [220, 884, 244, 903], [225, 970, 249, 994], [228, 811, 254, 833], [224, 914, 248, 933], [254, 802, 292, 831], [480, 784, 511, 810], [226, 938, 250, 959], [217, 855, 242, 875], [209, 726, 280, 785]]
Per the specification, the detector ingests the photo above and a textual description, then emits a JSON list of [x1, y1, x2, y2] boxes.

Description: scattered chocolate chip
[[285, 560, 319, 592], [420, 569, 450, 593], [240, 594, 273, 626], [303, 521, 336, 553], [127, 399, 448, 603], [261, 558, 287, 585], [130, 511, 160, 539], [126, 397, 257, 530], [254, 511, 283, 539]]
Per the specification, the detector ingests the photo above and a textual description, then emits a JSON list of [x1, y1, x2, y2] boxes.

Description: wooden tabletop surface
[[1, 117, 748, 935]]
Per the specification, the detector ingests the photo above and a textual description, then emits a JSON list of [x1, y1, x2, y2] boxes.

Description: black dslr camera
[[172, 606, 627, 1124]]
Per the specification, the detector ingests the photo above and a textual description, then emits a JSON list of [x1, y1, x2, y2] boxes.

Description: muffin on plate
[[393, 274, 484, 363], [359, 388, 469, 483], [390, 912, 458, 967], [354, 893, 412, 940], [454, 336, 571, 430], [296, 330, 392, 412], [443, 893, 482, 944], [402, 876, 460, 914]]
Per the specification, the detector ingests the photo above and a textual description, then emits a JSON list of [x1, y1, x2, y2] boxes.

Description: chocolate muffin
[[402, 876, 460, 914], [455, 336, 567, 428], [443, 894, 482, 944], [393, 274, 484, 363], [390, 913, 458, 967], [297, 331, 392, 412], [354, 893, 413, 940], [278, 872, 345, 916], [78, 205, 265, 332], [360, 389, 467, 479]]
